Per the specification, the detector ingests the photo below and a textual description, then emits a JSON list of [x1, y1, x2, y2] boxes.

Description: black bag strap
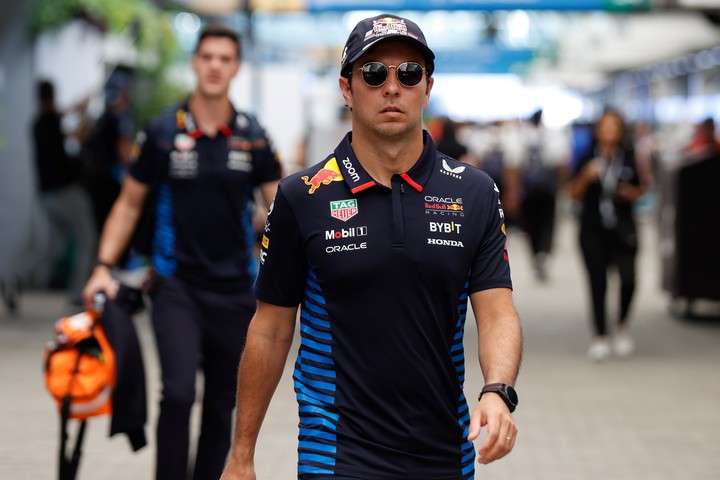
[[57, 340, 91, 480]]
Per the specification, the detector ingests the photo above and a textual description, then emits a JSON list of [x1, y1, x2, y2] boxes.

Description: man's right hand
[[82, 265, 119, 311]]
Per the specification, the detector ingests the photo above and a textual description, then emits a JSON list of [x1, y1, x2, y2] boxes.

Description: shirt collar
[[177, 100, 236, 139], [333, 130, 437, 194]]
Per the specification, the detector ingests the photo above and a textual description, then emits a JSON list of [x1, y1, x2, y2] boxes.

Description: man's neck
[[188, 93, 233, 137], [350, 129, 424, 187]]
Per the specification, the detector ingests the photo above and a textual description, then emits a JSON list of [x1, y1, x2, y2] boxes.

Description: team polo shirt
[[256, 131, 512, 480], [129, 102, 281, 292]]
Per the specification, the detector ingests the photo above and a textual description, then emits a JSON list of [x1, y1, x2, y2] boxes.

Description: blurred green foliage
[[30, 0, 190, 126]]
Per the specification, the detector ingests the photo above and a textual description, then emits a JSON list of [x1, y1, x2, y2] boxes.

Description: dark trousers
[[579, 227, 637, 336], [150, 276, 254, 480], [522, 190, 556, 257]]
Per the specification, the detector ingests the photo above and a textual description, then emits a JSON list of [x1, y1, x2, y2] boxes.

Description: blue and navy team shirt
[[129, 102, 281, 293], [256, 131, 512, 479]]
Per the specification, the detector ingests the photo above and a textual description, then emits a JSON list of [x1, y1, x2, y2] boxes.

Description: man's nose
[[383, 66, 401, 94]]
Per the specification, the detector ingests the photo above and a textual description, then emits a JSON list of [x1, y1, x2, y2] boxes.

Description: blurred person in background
[[223, 13, 521, 480], [569, 109, 646, 361], [82, 24, 281, 480], [632, 121, 658, 191], [435, 116, 478, 167], [1, 79, 97, 314], [465, 120, 514, 223], [503, 109, 571, 281], [631, 121, 659, 217], [84, 68, 135, 234], [683, 117, 720, 164], [477, 121, 508, 190]]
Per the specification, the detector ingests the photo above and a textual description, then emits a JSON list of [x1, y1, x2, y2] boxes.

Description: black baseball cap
[[340, 14, 435, 78]]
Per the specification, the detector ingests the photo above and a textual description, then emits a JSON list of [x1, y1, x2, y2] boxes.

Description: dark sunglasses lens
[[362, 63, 388, 86], [397, 63, 424, 86]]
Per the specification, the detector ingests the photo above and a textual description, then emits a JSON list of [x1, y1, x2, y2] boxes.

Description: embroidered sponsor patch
[[330, 199, 358, 222]]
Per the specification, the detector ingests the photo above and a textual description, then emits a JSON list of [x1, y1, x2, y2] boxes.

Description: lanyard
[[599, 149, 623, 195], [596, 148, 623, 229]]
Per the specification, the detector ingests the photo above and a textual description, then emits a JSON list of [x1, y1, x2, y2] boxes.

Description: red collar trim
[[400, 172, 423, 192], [219, 124, 233, 137], [186, 124, 233, 139], [350, 181, 376, 194]]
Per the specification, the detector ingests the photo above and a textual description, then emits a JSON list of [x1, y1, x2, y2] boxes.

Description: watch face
[[506, 385, 518, 405]]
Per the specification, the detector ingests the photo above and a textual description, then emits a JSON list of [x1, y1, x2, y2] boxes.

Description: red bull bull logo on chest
[[301, 158, 344, 194]]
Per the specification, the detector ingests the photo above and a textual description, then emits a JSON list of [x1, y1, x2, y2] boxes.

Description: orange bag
[[44, 310, 115, 420]]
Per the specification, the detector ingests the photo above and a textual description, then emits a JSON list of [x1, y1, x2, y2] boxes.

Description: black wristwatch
[[479, 383, 518, 413]]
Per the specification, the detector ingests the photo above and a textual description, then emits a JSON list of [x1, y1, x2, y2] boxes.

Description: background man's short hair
[[195, 24, 242, 59], [38, 80, 54, 103]]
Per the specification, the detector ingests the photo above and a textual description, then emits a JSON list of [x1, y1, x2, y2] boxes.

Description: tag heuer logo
[[330, 199, 358, 222]]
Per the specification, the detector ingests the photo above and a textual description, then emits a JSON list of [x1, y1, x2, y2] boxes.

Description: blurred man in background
[[503, 109, 571, 281], [82, 24, 281, 480], [1, 79, 97, 313], [84, 68, 135, 234]]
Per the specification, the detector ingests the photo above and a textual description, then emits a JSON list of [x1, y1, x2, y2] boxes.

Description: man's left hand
[[468, 393, 517, 464]]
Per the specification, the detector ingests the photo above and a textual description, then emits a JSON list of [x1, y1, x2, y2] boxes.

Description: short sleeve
[[254, 184, 306, 306], [127, 124, 158, 185], [469, 182, 513, 293], [250, 119, 283, 185]]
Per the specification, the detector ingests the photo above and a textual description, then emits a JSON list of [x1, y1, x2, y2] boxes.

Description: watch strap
[[478, 383, 517, 412], [96, 259, 114, 270]]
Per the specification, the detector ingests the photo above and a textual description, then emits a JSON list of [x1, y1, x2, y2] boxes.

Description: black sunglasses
[[354, 61, 427, 88]]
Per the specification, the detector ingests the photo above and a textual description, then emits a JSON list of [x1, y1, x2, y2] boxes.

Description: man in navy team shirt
[[83, 25, 281, 480], [223, 14, 522, 480]]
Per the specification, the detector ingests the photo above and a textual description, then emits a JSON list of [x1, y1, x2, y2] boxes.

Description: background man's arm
[[252, 180, 279, 235], [222, 301, 297, 480], [468, 288, 522, 464], [82, 175, 149, 308], [259, 180, 279, 208]]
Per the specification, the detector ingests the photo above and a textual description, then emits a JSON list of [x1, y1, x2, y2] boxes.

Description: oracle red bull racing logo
[[302, 158, 344, 194], [424, 196, 464, 217]]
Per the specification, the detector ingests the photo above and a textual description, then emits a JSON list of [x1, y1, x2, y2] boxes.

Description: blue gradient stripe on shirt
[[153, 182, 177, 276], [243, 185, 258, 284], [455, 280, 475, 479], [295, 269, 339, 475]]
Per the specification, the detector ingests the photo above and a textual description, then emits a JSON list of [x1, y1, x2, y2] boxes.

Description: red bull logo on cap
[[368, 17, 409, 40], [302, 158, 344, 194]]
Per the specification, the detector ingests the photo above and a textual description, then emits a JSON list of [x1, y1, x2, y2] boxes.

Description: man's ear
[[424, 76, 434, 108], [339, 76, 353, 111]]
